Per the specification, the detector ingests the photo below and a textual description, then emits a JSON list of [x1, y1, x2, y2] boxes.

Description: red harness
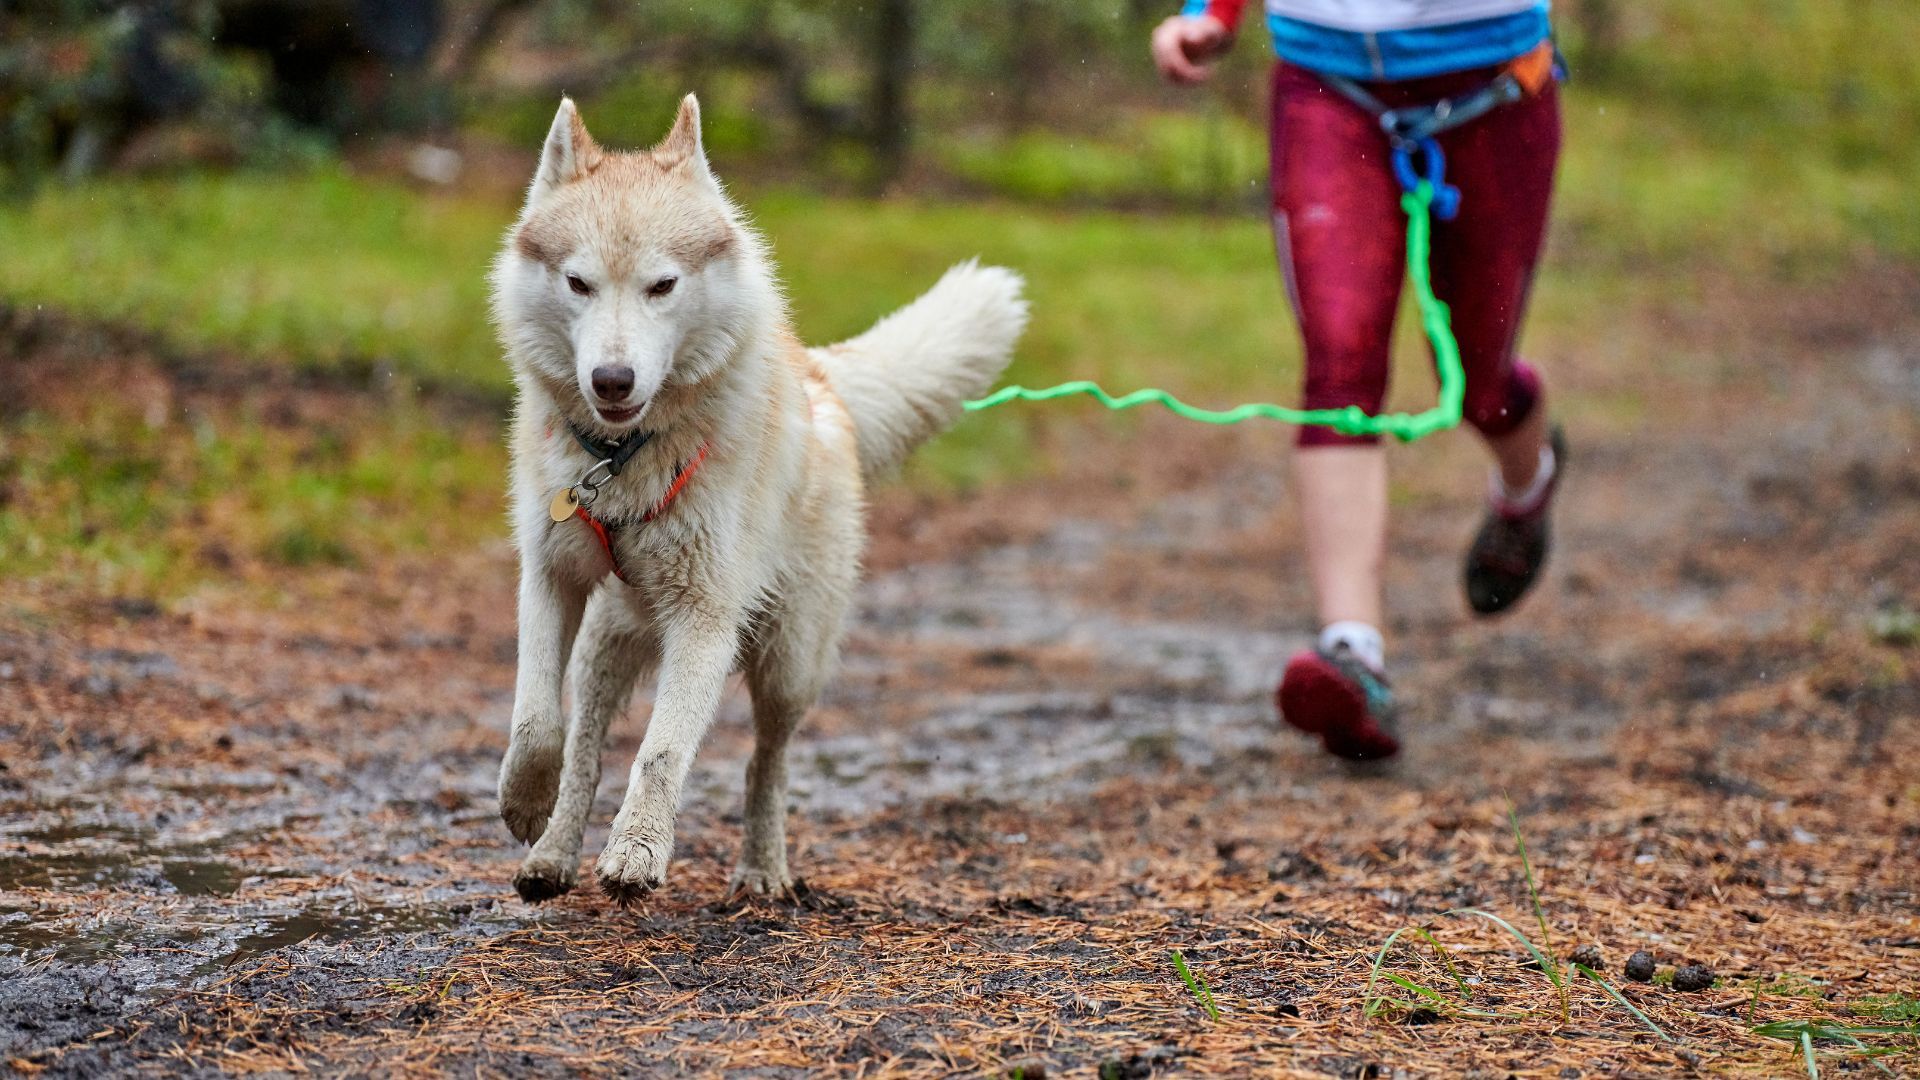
[[569, 443, 709, 584]]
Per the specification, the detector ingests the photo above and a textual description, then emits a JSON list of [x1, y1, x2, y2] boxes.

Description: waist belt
[[1316, 39, 1567, 220]]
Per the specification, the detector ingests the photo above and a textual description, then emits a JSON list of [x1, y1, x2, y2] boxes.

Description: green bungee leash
[[963, 177, 1464, 444]]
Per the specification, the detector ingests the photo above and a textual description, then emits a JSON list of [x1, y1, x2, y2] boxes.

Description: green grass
[[1169, 948, 1220, 1022], [0, 393, 503, 597], [1854, 994, 1920, 1025], [938, 108, 1267, 209], [0, 174, 1295, 402], [1753, 1018, 1918, 1078], [0, 172, 510, 389], [0, 131, 1896, 592]]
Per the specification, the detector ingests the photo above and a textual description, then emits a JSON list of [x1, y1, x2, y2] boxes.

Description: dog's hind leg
[[731, 663, 812, 899], [515, 592, 656, 902], [732, 587, 848, 899]]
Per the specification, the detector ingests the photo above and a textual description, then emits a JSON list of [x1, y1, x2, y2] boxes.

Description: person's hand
[[1150, 15, 1232, 85]]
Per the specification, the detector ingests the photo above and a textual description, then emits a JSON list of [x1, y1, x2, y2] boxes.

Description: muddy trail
[[2, 300, 1918, 1077]]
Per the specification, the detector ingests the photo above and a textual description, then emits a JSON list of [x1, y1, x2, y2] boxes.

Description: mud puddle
[[0, 802, 278, 896], [0, 769, 513, 993], [0, 853, 256, 896]]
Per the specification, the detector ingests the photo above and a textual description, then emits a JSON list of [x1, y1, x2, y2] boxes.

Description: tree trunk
[[866, 0, 914, 193], [1571, 0, 1618, 78], [1003, 0, 1049, 135]]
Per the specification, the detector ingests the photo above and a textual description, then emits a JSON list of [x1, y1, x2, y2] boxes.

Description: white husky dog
[[488, 95, 1027, 905]]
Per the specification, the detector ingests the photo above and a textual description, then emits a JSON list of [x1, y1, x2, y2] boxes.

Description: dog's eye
[[648, 276, 678, 297], [565, 274, 593, 296]]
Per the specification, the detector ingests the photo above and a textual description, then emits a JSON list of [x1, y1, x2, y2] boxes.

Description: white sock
[[1319, 620, 1385, 674], [1492, 443, 1557, 514]]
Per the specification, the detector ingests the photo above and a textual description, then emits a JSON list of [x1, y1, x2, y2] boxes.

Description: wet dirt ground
[[2, 292, 1918, 1076]]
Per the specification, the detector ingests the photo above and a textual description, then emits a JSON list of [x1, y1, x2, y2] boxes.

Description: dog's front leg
[[595, 607, 739, 905], [498, 558, 590, 845]]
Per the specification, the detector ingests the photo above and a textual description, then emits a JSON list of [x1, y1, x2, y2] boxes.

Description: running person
[[1150, 0, 1566, 760]]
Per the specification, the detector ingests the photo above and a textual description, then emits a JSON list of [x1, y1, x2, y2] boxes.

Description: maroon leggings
[[1269, 62, 1561, 447]]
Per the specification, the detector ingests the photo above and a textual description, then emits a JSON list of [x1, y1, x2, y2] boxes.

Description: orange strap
[[641, 443, 709, 525], [571, 505, 624, 581], [1508, 40, 1557, 96], [572, 443, 710, 584]]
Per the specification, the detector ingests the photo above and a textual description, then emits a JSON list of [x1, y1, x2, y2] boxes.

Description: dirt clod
[[1671, 964, 1716, 992], [1097, 1047, 1177, 1079], [1624, 950, 1657, 982]]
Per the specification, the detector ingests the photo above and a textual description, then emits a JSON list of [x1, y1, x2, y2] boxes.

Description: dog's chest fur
[[509, 345, 860, 605]]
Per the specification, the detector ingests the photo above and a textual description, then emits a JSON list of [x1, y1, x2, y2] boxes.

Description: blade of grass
[[1169, 949, 1219, 1022], [1756, 1021, 1920, 1039], [1802, 1030, 1820, 1079], [1381, 972, 1462, 1013], [1755, 1019, 1914, 1077], [1829, 1031, 1899, 1077], [1364, 925, 1422, 1019], [1371, 993, 1428, 1015], [1507, 801, 1554, 959], [1449, 906, 1569, 1021], [1576, 964, 1672, 1042], [1411, 928, 1471, 998], [1446, 909, 1562, 990]]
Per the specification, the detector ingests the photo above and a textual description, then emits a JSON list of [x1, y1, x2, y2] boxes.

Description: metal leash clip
[[549, 457, 617, 522]]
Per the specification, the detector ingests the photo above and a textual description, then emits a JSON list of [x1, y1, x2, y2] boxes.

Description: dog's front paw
[[727, 863, 796, 901], [596, 826, 673, 908], [513, 852, 578, 903], [497, 737, 563, 844]]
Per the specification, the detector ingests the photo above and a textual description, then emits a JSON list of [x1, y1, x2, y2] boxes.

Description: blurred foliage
[[453, 0, 1920, 218], [9, 0, 1918, 215], [1, 0, 435, 190], [2, 2, 244, 189]]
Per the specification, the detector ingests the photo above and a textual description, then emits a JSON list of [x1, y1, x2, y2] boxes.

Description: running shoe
[[1277, 644, 1401, 760], [1465, 426, 1567, 616]]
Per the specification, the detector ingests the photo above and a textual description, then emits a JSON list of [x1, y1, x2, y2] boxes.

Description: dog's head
[[492, 95, 755, 432]]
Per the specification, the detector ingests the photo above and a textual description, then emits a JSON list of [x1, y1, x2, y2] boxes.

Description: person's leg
[[1429, 82, 1561, 466], [1487, 399, 1549, 493], [1271, 63, 1406, 632], [1269, 63, 1407, 757], [1294, 447, 1385, 629], [1429, 82, 1565, 611]]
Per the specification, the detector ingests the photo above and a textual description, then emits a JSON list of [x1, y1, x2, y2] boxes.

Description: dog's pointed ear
[[656, 94, 716, 187], [528, 97, 600, 203]]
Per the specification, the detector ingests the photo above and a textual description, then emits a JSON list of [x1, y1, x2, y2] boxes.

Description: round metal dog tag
[[549, 487, 579, 523]]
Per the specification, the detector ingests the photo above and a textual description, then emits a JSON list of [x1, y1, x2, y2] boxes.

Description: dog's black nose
[[591, 365, 635, 401]]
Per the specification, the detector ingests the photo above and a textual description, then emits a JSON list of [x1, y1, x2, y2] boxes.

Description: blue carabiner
[[1391, 137, 1461, 221]]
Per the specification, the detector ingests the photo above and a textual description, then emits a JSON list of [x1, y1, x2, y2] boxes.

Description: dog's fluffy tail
[[812, 260, 1027, 478]]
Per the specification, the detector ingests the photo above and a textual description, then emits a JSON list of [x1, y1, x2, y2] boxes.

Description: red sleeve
[[1180, 0, 1250, 30]]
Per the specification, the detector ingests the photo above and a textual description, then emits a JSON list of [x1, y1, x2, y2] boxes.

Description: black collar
[[567, 420, 654, 477]]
